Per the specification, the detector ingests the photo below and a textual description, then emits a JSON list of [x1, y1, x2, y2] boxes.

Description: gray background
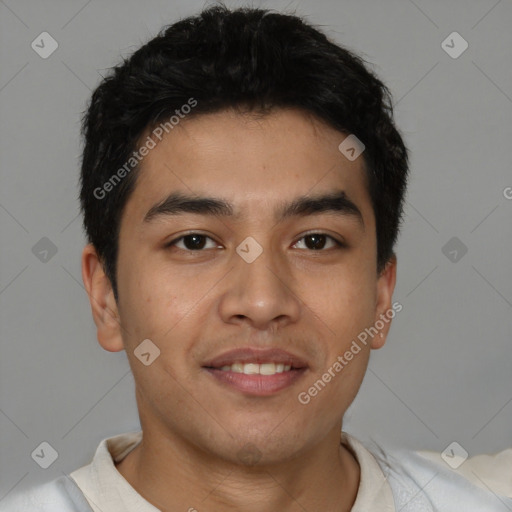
[[1, 0, 511, 499]]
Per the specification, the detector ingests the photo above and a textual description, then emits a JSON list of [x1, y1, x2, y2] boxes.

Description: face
[[83, 108, 396, 465]]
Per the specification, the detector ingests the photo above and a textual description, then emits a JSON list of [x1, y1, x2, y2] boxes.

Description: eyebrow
[[143, 190, 364, 228]]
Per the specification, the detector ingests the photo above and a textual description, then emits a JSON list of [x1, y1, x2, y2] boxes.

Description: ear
[[371, 255, 397, 349], [81, 243, 124, 352]]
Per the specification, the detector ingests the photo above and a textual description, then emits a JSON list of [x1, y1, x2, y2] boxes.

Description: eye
[[166, 233, 220, 251], [292, 233, 344, 251]]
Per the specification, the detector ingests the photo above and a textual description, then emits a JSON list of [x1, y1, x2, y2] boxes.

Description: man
[[2, 5, 511, 511]]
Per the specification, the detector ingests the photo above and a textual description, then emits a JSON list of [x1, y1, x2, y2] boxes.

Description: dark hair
[[79, 4, 408, 300]]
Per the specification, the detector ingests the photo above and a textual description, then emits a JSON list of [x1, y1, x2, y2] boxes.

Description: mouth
[[211, 362, 296, 375], [202, 347, 309, 396]]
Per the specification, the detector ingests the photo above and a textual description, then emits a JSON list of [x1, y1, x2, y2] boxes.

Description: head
[[80, 5, 408, 465]]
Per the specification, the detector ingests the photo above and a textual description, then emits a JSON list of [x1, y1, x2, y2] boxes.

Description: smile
[[202, 347, 309, 395], [218, 362, 292, 375]]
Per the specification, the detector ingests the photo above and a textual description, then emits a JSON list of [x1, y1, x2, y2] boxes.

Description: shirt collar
[[70, 430, 395, 511], [342, 432, 395, 511]]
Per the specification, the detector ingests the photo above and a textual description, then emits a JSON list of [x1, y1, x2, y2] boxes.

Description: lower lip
[[203, 368, 307, 396]]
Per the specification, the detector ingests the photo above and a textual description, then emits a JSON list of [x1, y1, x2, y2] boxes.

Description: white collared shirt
[[2, 430, 511, 511], [68, 430, 396, 511]]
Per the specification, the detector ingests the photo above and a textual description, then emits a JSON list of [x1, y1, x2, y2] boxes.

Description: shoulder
[[0, 475, 92, 512], [417, 446, 512, 497], [368, 440, 512, 511]]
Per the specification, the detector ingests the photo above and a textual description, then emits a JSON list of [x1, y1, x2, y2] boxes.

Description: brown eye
[[293, 233, 343, 251], [167, 234, 218, 251], [305, 234, 327, 250]]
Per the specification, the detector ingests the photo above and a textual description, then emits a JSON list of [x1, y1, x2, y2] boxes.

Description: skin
[[82, 107, 396, 511]]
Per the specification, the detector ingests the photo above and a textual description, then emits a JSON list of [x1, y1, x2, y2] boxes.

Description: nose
[[217, 246, 301, 331]]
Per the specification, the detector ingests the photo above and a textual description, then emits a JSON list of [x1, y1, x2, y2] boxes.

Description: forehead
[[123, 108, 373, 225]]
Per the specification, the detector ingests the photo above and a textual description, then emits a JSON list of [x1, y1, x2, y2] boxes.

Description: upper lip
[[203, 347, 309, 369]]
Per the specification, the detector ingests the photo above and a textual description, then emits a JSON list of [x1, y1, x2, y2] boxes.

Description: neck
[[115, 425, 360, 512]]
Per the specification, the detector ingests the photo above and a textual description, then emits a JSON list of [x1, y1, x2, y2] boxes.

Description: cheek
[[116, 259, 180, 343], [117, 258, 217, 357], [296, 342, 370, 429], [302, 263, 376, 335]]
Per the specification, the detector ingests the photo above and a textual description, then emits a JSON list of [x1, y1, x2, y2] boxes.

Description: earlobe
[[81, 244, 125, 352], [371, 256, 397, 349]]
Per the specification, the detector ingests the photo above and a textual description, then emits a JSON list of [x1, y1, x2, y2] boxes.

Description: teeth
[[231, 362, 244, 373], [243, 363, 260, 375], [260, 363, 276, 375], [218, 362, 294, 375]]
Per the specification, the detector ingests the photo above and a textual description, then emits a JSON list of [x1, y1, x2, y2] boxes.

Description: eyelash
[[165, 232, 345, 252]]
